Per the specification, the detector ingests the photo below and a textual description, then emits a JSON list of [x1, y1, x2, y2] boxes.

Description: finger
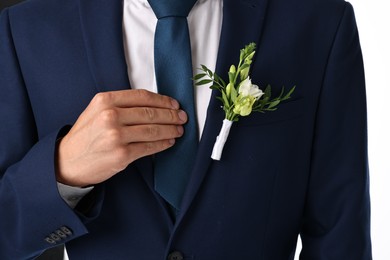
[[94, 89, 180, 109], [121, 124, 184, 143], [117, 107, 188, 125], [127, 139, 176, 161]]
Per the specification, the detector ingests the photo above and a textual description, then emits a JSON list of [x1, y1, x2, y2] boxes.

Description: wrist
[[55, 136, 85, 187]]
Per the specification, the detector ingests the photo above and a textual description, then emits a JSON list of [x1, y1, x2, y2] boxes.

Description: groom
[[0, 0, 371, 259]]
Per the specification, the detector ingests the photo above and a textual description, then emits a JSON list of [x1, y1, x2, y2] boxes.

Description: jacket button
[[60, 226, 73, 236], [44, 237, 56, 244], [55, 230, 67, 239], [49, 233, 61, 242], [168, 251, 184, 260]]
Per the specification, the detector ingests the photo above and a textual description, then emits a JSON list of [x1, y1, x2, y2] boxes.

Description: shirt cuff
[[57, 182, 94, 209]]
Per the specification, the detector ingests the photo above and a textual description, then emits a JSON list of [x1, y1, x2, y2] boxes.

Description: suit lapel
[[177, 0, 270, 224], [77, 0, 131, 92]]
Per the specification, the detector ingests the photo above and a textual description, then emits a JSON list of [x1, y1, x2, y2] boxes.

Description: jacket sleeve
[[0, 9, 98, 259], [300, 2, 372, 259]]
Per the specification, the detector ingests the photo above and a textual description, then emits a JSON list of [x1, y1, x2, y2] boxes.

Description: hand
[[56, 89, 187, 187]]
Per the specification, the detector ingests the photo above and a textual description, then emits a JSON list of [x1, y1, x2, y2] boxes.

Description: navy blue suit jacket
[[0, 0, 371, 259]]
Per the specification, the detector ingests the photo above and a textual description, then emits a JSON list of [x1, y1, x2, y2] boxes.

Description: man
[[0, 0, 371, 259]]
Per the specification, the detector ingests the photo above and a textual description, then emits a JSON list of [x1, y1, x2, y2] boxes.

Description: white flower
[[233, 77, 264, 116], [238, 77, 264, 99]]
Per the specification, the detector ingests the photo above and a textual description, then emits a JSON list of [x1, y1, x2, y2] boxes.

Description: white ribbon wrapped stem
[[211, 119, 233, 160]]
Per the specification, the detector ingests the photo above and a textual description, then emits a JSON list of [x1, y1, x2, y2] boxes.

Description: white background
[[296, 0, 390, 259]]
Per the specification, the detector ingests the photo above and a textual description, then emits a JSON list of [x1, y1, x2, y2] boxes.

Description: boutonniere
[[194, 42, 295, 160]]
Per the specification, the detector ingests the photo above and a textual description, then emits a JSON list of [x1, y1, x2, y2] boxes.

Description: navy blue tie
[[148, 0, 198, 210]]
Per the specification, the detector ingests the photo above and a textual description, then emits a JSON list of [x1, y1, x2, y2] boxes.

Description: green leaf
[[209, 84, 220, 91], [252, 106, 265, 113], [267, 100, 280, 109], [213, 73, 223, 86], [276, 87, 285, 99], [221, 91, 229, 106], [201, 64, 213, 77], [240, 63, 250, 70], [284, 85, 296, 100], [193, 73, 207, 81], [264, 85, 272, 98], [196, 79, 213, 85], [216, 96, 224, 103], [259, 96, 269, 110], [218, 77, 227, 87]]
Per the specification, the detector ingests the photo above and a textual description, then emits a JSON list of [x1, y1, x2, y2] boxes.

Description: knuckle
[[145, 125, 159, 138], [106, 128, 122, 143], [128, 141, 158, 161], [99, 109, 118, 125], [93, 92, 112, 107], [144, 142, 155, 153], [136, 89, 151, 100], [168, 109, 176, 121], [143, 107, 156, 121]]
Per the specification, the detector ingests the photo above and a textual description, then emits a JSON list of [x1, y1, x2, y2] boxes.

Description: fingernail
[[178, 110, 187, 122], [171, 99, 179, 109], [169, 139, 176, 145], [177, 126, 184, 136]]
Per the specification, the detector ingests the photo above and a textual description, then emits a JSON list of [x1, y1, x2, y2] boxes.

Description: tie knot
[[148, 0, 198, 19]]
